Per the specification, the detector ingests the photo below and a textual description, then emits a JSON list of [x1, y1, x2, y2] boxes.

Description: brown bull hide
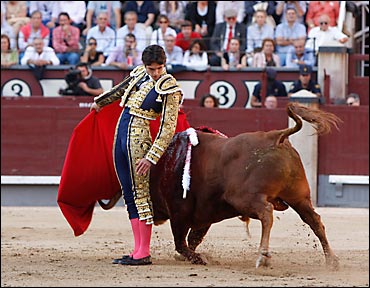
[[100, 103, 341, 269]]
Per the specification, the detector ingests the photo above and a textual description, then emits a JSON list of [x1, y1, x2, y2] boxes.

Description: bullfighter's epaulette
[[130, 65, 146, 77], [155, 74, 182, 95]]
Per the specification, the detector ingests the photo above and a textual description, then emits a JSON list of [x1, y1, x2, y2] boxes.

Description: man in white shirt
[[163, 33, 185, 73], [20, 37, 60, 66], [116, 11, 147, 52], [164, 34, 183, 65], [86, 12, 116, 58], [306, 14, 349, 54]]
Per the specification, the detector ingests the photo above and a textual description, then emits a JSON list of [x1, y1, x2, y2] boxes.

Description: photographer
[[60, 62, 103, 96]]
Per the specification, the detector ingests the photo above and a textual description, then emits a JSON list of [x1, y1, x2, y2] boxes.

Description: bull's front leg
[[255, 202, 274, 268], [188, 226, 211, 251], [171, 222, 207, 265]]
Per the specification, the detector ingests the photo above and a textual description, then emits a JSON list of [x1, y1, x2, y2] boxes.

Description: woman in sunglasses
[[150, 14, 177, 48], [80, 37, 105, 66]]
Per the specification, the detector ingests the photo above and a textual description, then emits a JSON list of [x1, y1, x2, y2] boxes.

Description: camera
[[59, 68, 83, 96]]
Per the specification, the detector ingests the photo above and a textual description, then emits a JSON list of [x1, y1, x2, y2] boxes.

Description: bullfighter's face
[[145, 63, 165, 81]]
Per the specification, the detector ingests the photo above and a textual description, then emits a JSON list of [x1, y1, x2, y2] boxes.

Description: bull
[[100, 102, 341, 269]]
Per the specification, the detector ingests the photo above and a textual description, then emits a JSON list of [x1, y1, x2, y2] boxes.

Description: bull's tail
[[277, 102, 342, 144]]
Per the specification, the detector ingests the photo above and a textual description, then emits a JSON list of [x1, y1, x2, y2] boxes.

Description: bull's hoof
[[174, 253, 207, 265], [174, 253, 186, 261], [326, 255, 340, 271], [255, 252, 271, 268], [190, 254, 207, 265]]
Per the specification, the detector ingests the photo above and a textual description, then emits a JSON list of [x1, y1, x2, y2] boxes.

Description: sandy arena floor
[[1, 206, 369, 287]]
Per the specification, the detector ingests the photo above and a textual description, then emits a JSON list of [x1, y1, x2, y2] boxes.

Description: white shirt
[[116, 25, 147, 53], [182, 51, 208, 71], [52, 2, 87, 24], [150, 27, 177, 48], [20, 46, 60, 66], [86, 26, 116, 57], [306, 26, 349, 53]]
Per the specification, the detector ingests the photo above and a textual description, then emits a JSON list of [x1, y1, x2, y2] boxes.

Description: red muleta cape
[[57, 101, 190, 236]]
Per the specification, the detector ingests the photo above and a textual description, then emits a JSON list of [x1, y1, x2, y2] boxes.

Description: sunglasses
[[88, 42, 97, 46], [159, 21, 168, 24], [320, 22, 328, 25]]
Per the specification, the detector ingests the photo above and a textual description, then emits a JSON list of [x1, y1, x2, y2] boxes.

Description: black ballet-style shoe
[[112, 255, 132, 264], [119, 255, 152, 266]]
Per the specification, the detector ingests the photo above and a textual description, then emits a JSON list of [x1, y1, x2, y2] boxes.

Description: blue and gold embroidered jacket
[[93, 65, 184, 164]]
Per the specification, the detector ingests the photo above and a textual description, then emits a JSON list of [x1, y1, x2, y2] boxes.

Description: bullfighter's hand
[[136, 158, 152, 176], [90, 102, 101, 112]]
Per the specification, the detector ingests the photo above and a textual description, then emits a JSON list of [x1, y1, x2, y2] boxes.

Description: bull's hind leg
[[254, 201, 274, 268], [188, 226, 211, 251], [291, 200, 339, 270], [170, 222, 207, 265]]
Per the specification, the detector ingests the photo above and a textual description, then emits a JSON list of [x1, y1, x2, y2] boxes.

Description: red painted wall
[[1, 97, 368, 176]]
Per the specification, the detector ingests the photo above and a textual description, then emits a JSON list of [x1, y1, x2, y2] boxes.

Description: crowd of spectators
[[1, 1, 350, 70]]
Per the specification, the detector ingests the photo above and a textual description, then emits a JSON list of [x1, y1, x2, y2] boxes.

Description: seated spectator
[[275, 1, 307, 25], [252, 38, 280, 68], [1, 11, 17, 50], [105, 33, 142, 69], [200, 93, 219, 108], [274, 7, 307, 66], [264, 95, 278, 109], [60, 62, 103, 96], [18, 10, 50, 58], [4, 1, 30, 39], [150, 14, 177, 48], [20, 37, 59, 66], [29, 2, 58, 29], [346, 93, 360, 106], [245, 9, 275, 66], [215, 1, 245, 24], [123, 1, 157, 43], [306, 14, 349, 55], [83, 1, 122, 36], [53, 2, 87, 33], [1, 34, 19, 67], [221, 38, 247, 70], [175, 20, 202, 53], [288, 64, 323, 103], [250, 67, 287, 108], [28, 2, 58, 46], [163, 34, 185, 72], [52, 12, 80, 65], [116, 11, 148, 52], [182, 38, 208, 71], [86, 12, 116, 59], [285, 39, 315, 68], [209, 8, 246, 66], [184, 1, 216, 50], [305, 1, 340, 33], [243, 1, 277, 27], [20, 37, 59, 80], [124, 1, 157, 27], [80, 37, 105, 66], [159, 1, 186, 32]]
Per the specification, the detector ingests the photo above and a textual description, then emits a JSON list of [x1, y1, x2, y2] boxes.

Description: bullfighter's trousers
[[114, 107, 154, 225]]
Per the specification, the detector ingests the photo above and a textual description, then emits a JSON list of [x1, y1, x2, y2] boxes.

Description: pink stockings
[[130, 218, 152, 259]]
